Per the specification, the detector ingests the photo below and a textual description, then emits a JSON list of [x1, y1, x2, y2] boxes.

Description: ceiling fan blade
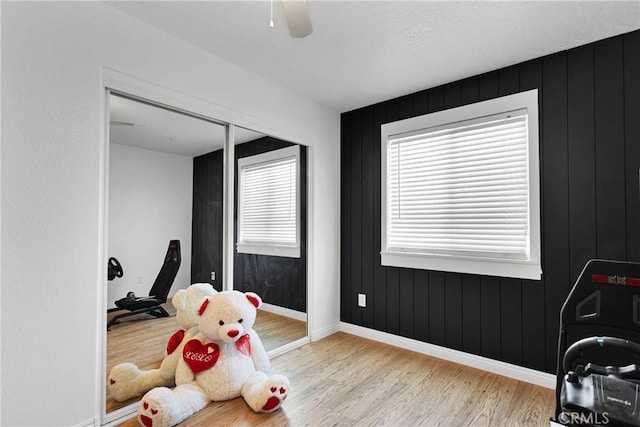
[[281, 0, 313, 38]]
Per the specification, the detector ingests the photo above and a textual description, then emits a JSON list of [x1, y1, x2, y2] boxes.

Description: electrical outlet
[[358, 293, 366, 307], [137, 275, 143, 285], [210, 272, 216, 281]]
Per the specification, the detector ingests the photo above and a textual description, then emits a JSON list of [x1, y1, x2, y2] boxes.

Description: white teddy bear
[[108, 283, 216, 402], [137, 290, 289, 427]]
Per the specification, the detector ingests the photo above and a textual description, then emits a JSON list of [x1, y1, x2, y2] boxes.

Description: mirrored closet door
[[232, 127, 308, 351], [103, 93, 308, 422], [105, 93, 226, 416]]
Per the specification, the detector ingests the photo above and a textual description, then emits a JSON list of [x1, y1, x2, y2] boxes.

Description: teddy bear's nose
[[228, 329, 239, 338]]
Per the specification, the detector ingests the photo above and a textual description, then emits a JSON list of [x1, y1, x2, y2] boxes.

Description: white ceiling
[[107, 0, 640, 114], [109, 94, 264, 156]]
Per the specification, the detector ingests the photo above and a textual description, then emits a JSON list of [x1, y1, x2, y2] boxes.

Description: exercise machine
[[107, 240, 181, 330], [551, 259, 640, 426]]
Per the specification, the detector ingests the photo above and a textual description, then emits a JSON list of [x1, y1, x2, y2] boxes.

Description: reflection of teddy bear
[[137, 290, 289, 427], [108, 283, 215, 402]]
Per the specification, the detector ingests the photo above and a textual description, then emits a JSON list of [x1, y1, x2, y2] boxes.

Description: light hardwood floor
[[106, 307, 306, 413], [118, 332, 555, 426]]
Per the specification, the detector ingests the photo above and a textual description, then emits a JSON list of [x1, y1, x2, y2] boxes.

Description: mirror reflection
[[104, 94, 307, 417], [232, 128, 308, 350], [106, 94, 225, 414]]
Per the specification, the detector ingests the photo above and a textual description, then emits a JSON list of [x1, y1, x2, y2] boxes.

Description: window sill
[[381, 251, 541, 280], [237, 243, 301, 259]]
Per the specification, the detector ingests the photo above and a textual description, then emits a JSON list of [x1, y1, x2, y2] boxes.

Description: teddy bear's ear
[[172, 289, 187, 310], [198, 297, 210, 315], [245, 292, 262, 309]]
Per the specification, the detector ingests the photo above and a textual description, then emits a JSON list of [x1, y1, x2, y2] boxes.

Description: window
[[237, 145, 301, 258], [381, 89, 541, 280]]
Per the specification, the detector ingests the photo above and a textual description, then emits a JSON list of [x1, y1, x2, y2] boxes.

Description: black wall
[[192, 149, 224, 291], [191, 137, 307, 311], [340, 30, 640, 374], [233, 137, 307, 313]]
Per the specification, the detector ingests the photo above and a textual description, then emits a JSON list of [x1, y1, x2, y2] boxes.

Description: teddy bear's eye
[[238, 318, 243, 323], [219, 320, 224, 326]]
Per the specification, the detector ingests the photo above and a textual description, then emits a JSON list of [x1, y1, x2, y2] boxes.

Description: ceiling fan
[[273, 0, 313, 38]]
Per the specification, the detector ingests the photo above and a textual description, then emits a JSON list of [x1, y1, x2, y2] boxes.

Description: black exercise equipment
[[107, 240, 181, 330], [551, 259, 640, 426], [108, 257, 123, 281]]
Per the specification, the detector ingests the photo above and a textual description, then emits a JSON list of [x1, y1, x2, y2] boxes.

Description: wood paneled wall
[[192, 149, 224, 290], [233, 137, 307, 312], [340, 30, 640, 374], [191, 137, 307, 311]]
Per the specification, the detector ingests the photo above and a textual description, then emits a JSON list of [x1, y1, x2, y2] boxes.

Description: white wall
[[108, 143, 193, 306], [0, 2, 340, 426]]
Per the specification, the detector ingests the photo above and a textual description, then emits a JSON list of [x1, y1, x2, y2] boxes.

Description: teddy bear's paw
[[257, 375, 289, 413], [261, 386, 287, 412], [137, 388, 175, 427], [108, 362, 143, 401]]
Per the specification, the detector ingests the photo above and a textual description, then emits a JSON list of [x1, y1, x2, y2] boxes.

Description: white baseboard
[[260, 303, 307, 322], [339, 322, 556, 389], [310, 323, 340, 342], [74, 417, 98, 427]]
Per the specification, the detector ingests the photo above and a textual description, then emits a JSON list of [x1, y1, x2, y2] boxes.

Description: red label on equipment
[[591, 274, 640, 286]]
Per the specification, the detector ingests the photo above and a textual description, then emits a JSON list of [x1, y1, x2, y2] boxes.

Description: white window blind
[[387, 111, 529, 259], [237, 145, 300, 258], [381, 89, 541, 280]]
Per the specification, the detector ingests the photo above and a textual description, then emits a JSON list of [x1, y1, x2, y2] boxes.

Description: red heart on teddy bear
[[183, 339, 219, 373]]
